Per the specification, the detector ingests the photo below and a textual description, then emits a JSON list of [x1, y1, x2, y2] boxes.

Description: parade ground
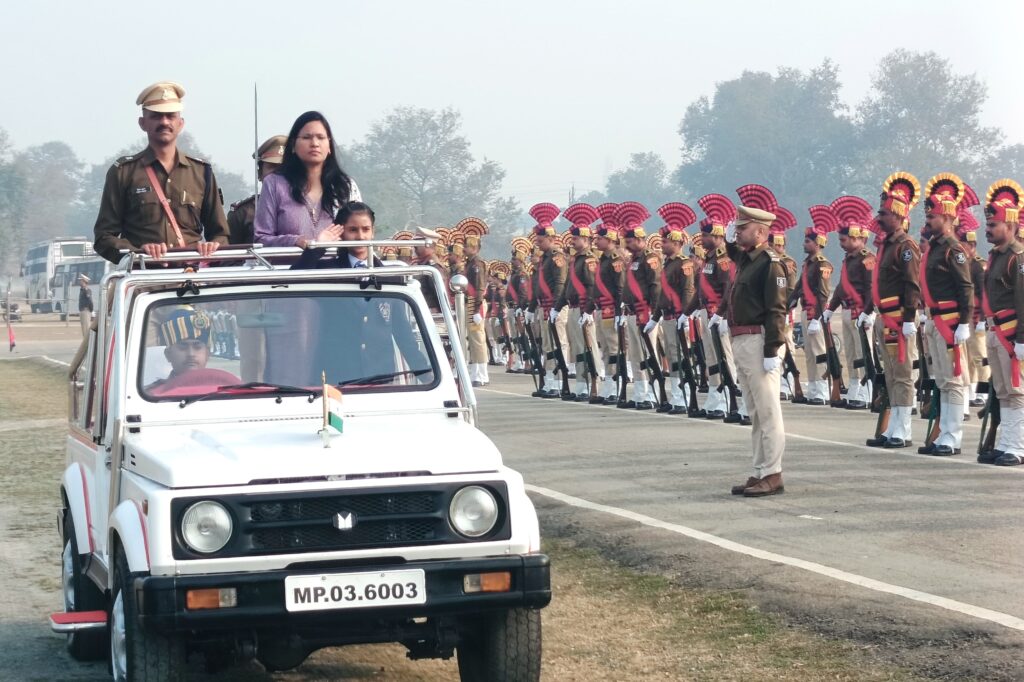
[[2, 319, 1023, 680]]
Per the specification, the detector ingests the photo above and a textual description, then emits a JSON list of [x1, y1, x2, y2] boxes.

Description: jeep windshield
[[139, 291, 439, 401]]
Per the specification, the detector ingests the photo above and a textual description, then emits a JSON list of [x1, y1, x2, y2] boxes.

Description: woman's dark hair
[[280, 110, 353, 213], [335, 201, 375, 226]]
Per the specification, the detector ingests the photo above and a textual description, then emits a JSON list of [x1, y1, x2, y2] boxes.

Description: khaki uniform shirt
[[923, 234, 974, 324], [727, 242, 788, 357], [828, 249, 875, 315], [874, 230, 921, 323], [657, 252, 697, 318], [93, 147, 229, 262], [984, 242, 1024, 343], [227, 194, 256, 245]]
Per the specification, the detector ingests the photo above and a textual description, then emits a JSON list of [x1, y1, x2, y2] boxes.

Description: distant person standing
[[227, 135, 287, 244], [77, 274, 93, 338], [253, 111, 361, 248], [93, 81, 230, 262]]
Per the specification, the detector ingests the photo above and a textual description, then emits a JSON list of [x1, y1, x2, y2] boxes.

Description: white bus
[[50, 256, 111, 321], [21, 237, 94, 313]]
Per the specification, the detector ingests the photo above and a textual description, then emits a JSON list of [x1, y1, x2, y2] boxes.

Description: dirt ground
[[0, 358, 920, 681]]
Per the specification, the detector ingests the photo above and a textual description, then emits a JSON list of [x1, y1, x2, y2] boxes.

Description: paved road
[[476, 370, 1024, 679]]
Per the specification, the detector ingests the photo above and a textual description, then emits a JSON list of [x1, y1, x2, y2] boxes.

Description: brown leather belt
[[730, 325, 762, 336]]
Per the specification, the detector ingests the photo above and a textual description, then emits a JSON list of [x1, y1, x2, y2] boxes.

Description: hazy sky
[[2, 0, 1022, 208]]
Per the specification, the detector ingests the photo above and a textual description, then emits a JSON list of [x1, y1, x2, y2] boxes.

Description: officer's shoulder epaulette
[[714, 244, 728, 258], [860, 248, 871, 257], [112, 154, 135, 168], [814, 253, 828, 262], [1010, 241, 1024, 255], [185, 154, 210, 166], [230, 194, 256, 211], [973, 254, 984, 261], [768, 251, 781, 262]]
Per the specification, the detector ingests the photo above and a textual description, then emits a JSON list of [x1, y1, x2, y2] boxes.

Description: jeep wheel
[[456, 608, 541, 682], [61, 515, 108, 660], [110, 551, 185, 681]]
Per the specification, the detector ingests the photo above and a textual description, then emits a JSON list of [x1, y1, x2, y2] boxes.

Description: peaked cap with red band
[[529, 202, 560, 237], [985, 179, 1024, 225], [657, 202, 696, 243], [594, 202, 620, 241], [697, 193, 736, 236], [806, 205, 839, 246], [769, 206, 797, 245], [924, 172, 965, 218], [880, 171, 921, 221], [563, 202, 599, 238], [615, 201, 651, 239], [830, 196, 873, 239]]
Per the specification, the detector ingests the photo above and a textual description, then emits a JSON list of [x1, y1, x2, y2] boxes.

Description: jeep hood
[[123, 416, 502, 488]]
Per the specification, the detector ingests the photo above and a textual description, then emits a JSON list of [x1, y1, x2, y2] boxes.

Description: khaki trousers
[[802, 309, 826, 381], [966, 328, 989, 385], [468, 321, 488, 364], [659, 317, 686, 405], [875, 322, 918, 407], [732, 333, 785, 477], [986, 331, 1024, 408], [79, 309, 92, 338], [595, 308, 619, 369], [626, 314, 660, 401], [841, 311, 867, 383], [539, 307, 569, 372], [567, 307, 604, 382], [697, 309, 736, 389], [924, 321, 968, 399]]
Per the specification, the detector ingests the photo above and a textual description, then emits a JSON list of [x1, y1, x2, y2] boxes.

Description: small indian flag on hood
[[321, 372, 343, 445]]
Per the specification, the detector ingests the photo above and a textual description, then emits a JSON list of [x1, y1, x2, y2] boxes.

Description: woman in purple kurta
[[255, 110, 362, 383]]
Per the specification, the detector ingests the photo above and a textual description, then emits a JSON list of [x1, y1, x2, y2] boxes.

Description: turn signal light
[[463, 571, 512, 594], [186, 588, 238, 610]]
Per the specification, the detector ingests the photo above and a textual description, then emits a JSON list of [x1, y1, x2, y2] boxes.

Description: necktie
[[355, 260, 367, 268]]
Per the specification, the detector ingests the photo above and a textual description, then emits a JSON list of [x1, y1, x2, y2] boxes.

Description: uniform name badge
[[776, 277, 786, 288]]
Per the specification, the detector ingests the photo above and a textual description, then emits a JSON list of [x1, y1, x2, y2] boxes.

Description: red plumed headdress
[[806, 205, 839, 246], [736, 184, 779, 213], [697, 193, 736, 236], [563, 203, 599, 238], [985, 179, 1024, 225], [615, 201, 651, 239], [830, 196, 874, 239], [529, 202, 560, 237]]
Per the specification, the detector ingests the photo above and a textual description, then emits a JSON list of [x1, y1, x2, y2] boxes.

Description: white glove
[[580, 312, 594, 326], [902, 321, 917, 338], [709, 313, 724, 327], [763, 356, 781, 373], [1015, 342, 1024, 361], [857, 312, 874, 329], [472, 312, 483, 325], [954, 323, 970, 344], [718, 319, 729, 336], [725, 221, 737, 243], [976, 321, 986, 333], [643, 319, 657, 334], [822, 310, 833, 324], [677, 315, 690, 332], [806, 319, 822, 335], [548, 308, 559, 324], [917, 311, 927, 325], [525, 311, 535, 324], [616, 315, 627, 328]]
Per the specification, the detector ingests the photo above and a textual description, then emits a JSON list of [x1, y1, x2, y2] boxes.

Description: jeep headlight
[[181, 501, 233, 554], [449, 486, 498, 538]]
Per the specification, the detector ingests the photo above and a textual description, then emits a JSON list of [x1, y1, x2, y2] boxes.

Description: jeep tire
[[110, 551, 185, 681], [456, 608, 541, 682], [61, 514, 108, 661]]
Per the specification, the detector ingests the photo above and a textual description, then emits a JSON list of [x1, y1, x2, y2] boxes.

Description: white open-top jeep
[[52, 242, 549, 681]]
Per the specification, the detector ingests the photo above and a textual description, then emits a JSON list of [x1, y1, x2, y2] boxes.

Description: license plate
[[285, 569, 426, 612]]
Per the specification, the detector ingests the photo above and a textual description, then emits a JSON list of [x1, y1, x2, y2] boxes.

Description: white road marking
[[526, 483, 1024, 632], [477, 386, 1022, 473], [798, 514, 823, 520]]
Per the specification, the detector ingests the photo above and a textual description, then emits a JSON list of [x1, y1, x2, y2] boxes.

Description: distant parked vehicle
[[21, 237, 94, 313]]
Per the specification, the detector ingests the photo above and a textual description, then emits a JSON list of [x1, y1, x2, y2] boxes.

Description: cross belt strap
[[144, 165, 186, 247]]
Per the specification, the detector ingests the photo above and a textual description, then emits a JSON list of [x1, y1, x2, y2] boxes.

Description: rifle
[[640, 324, 668, 407], [821, 316, 843, 405], [691, 315, 710, 393], [782, 345, 804, 400], [978, 388, 1000, 457], [521, 314, 545, 393], [861, 325, 891, 437], [709, 322, 740, 415], [916, 328, 932, 417], [580, 316, 600, 399], [616, 303, 629, 403], [547, 316, 572, 396], [675, 322, 700, 415]]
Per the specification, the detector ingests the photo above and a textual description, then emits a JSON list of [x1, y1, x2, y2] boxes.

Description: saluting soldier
[[227, 135, 286, 244], [94, 81, 229, 262], [556, 203, 604, 402], [457, 218, 490, 387], [917, 174, 974, 455], [791, 206, 836, 405], [979, 179, 1024, 465], [768, 208, 800, 400], [826, 196, 877, 410], [527, 204, 568, 398], [654, 203, 699, 414], [695, 193, 739, 419], [617, 202, 662, 410], [957, 204, 990, 409], [726, 204, 789, 497], [593, 205, 627, 403]]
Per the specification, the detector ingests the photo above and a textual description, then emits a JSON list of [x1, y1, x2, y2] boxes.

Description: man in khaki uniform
[[457, 218, 490, 387], [593, 208, 627, 403], [557, 203, 604, 402], [617, 202, 662, 410], [918, 174, 974, 455], [979, 179, 1024, 465], [768, 209, 800, 400], [791, 207, 836, 405], [959, 226, 990, 408], [654, 203, 699, 414], [227, 135, 286, 244], [94, 81, 229, 262], [867, 172, 923, 449], [527, 204, 568, 398], [727, 204, 789, 497]]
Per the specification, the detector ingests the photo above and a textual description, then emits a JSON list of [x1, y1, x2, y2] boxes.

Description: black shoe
[[635, 401, 654, 410], [845, 400, 868, 410], [995, 452, 1024, 466], [560, 392, 577, 401], [929, 444, 955, 456], [669, 405, 685, 415], [883, 437, 912, 449], [617, 400, 636, 409], [531, 389, 545, 398], [705, 410, 725, 420], [791, 396, 809, 404], [866, 435, 889, 447], [472, 381, 483, 387], [739, 416, 752, 426], [977, 449, 1002, 464], [656, 402, 672, 413], [831, 399, 848, 408], [505, 368, 516, 373], [690, 408, 707, 419], [969, 397, 986, 407], [806, 398, 826, 406], [723, 411, 741, 423], [911, 407, 919, 416], [541, 390, 560, 399], [589, 395, 606, 405], [574, 393, 590, 402], [603, 396, 619, 405]]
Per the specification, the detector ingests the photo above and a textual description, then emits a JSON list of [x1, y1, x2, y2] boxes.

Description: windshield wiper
[[179, 381, 317, 407], [337, 368, 432, 387]]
